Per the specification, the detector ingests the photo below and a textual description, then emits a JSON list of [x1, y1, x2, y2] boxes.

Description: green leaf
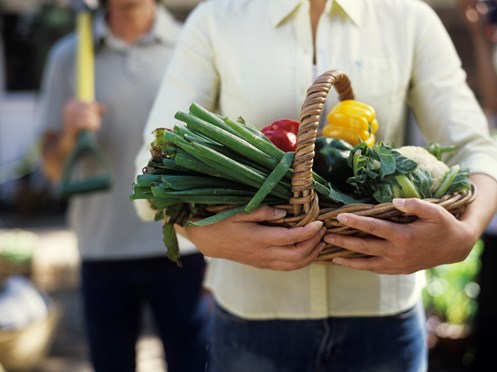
[[376, 144, 397, 177], [393, 153, 417, 175], [424, 143, 457, 161], [162, 222, 181, 267], [154, 209, 164, 221], [394, 174, 421, 199], [440, 165, 471, 197], [162, 175, 241, 190], [315, 181, 365, 204], [187, 205, 247, 226], [245, 152, 294, 213], [136, 174, 163, 186], [346, 142, 429, 202]]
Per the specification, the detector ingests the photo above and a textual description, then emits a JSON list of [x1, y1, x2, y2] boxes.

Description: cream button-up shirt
[[135, 0, 497, 318]]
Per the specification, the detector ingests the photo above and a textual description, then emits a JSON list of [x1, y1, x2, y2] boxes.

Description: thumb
[[392, 198, 445, 221], [233, 205, 287, 223]]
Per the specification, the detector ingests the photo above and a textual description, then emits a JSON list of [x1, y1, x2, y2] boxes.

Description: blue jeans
[[81, 253, 212, 372], [208, 302, 427, 372]]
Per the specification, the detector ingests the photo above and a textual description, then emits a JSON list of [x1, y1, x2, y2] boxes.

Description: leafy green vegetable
[[131, 104, 358, 264], [346, 142, 470, 203], [132, 104, 472, 265], [162, 221, 181, 266]]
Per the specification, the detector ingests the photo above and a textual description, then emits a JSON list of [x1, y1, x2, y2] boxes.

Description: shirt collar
[[334, 0, 362, 26], [269, 0, 301, 27], [93, 5, 179, 50], [269, 0, 362, 28], [152, 6, 181, 45]]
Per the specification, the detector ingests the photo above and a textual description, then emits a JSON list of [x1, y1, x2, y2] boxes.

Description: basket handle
[[290, 70, 355, 224]]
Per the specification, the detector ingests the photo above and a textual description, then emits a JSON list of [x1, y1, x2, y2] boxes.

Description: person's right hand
[[62, 98, 106, 136], [183, 205, 326, 271]]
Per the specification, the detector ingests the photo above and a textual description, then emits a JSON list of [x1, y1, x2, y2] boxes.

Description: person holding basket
[[134, 0, 497, 371]]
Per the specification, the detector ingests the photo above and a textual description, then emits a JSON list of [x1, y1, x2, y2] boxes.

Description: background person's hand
[[62, 98, 106, 136], [41, 98, 107, 181], [182, 205, 326, 271]]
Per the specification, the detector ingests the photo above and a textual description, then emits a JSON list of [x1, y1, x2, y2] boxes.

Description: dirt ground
[[1, 214, 168, 372]]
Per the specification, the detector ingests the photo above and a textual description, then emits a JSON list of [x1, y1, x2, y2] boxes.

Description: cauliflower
[[396, 146, 449, 192]]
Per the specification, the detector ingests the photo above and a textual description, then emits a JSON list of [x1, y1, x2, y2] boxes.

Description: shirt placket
[[125, 46, 139, 81], [294, 1, 314, 113], [294, 1, 329, 318], [315, 1, 334, 129]]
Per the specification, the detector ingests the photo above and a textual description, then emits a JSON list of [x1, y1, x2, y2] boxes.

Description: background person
[[459, 1, 497, 370], [38, 1, 211, 371]]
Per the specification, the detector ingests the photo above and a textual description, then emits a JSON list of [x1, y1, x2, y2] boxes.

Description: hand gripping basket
[[273, 70, 476, 263]]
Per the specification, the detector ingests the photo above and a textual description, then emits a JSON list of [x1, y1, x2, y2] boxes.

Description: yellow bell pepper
[[323, 99, 379, 146]]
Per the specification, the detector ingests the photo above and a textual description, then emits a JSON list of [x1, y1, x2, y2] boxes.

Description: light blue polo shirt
[[37, 6, 185, 260]]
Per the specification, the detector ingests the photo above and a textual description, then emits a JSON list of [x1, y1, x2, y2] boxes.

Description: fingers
[[230, 207, 326, 270], [392, 198, 449, 221], [259, 220, 324, 246], [271, 226, 326, 261], [320, 199, 463, 274], [324, 233, 390, 257], [63, 99, 105, 132], [329, 213, 400, 241], [212, 206, 331, 271], [254, 222, 325, 271], [269, 241, 326, 271], [331, 256, 388, 274], [234, 206, 324, 242], [232, 205, 287, 222], [329, 199, 449, 242]]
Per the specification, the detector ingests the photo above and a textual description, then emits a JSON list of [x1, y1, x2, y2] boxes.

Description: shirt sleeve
[[134, 2, 219, 220], [36, 39, 73, 135], [407, 2, 497, 182]]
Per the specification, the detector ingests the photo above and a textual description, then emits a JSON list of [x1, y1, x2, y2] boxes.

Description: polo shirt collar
[[269, 0, 362, 28], [93, 5, 178, 49], [152, 6, 180, 45]]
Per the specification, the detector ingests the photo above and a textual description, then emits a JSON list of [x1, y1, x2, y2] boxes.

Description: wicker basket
[[0, 302, 61, 371], [270, 70, 476, 263]]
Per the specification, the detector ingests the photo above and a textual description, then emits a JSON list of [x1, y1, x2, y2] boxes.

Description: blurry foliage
[[423, 240, 483, 325]]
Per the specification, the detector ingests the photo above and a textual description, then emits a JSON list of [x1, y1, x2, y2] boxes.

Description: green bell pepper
[[313, 136, 354, 192]]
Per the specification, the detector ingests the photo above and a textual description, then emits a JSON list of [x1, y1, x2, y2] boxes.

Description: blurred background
[[0, 0, 492, 371]]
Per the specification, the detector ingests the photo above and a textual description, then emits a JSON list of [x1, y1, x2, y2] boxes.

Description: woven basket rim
[[284, 69, 476, 261]]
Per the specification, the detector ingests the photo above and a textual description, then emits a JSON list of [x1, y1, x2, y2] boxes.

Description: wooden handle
[[76, 11, 94, 102]]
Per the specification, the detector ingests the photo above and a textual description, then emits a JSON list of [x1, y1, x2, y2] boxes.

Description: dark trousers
[[81, 253, 211, 372]]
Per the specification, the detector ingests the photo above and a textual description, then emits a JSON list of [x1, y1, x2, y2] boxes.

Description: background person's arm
[[42, 99, 105, 182], [37, 40, 105, 182], [460, 0, 497, 113]]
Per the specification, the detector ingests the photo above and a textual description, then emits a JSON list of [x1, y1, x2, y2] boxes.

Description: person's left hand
[[323, 198, 477, 274]]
